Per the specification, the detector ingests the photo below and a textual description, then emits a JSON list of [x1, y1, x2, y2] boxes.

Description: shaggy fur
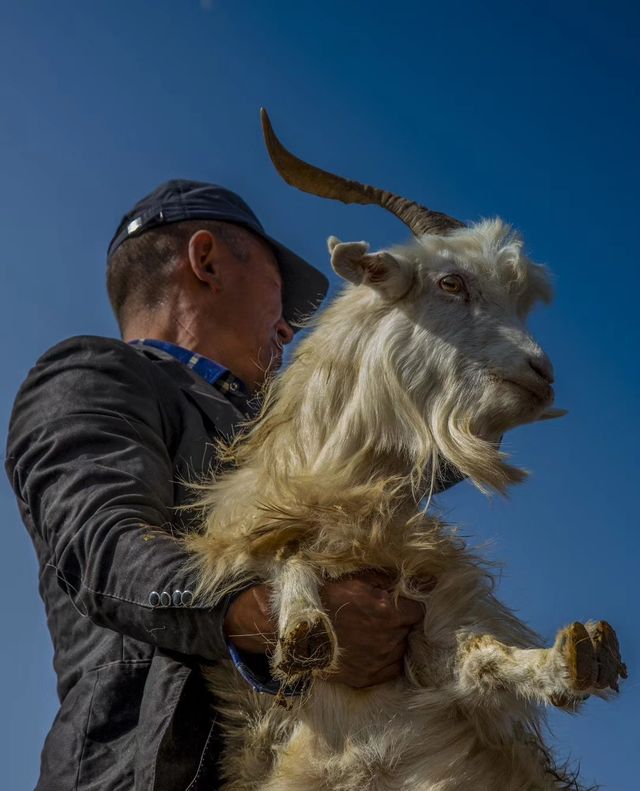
[[187, 220, 625, 790]]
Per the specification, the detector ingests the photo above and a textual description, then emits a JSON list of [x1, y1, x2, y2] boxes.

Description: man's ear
[[188, 230, 223, 286], [327, 236, 413, 301]]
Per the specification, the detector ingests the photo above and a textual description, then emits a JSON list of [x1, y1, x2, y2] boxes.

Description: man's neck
[[123, 319, 260, 393]]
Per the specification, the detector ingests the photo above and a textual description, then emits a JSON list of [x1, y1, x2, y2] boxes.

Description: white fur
[[187, 220, 618, 790]]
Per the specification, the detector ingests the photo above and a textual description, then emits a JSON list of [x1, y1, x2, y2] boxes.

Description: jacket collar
[[129, 341, 257, 433]]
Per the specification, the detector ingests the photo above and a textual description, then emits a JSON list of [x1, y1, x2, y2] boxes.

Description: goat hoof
[[587, 620, 628, 692], [561, 622, 594, 691], [559, 621, 627, 693], [273, 611, 337, 681]]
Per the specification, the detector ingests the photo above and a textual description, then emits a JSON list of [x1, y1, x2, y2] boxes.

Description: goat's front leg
[[270, 558, 339, 684], [457, 620, 627, 709]]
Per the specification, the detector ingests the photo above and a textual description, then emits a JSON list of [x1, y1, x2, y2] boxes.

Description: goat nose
[[529, 354, 554, 384]]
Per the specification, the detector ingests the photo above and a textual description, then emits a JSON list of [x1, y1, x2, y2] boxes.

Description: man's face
[[214, 233, 294, 390]]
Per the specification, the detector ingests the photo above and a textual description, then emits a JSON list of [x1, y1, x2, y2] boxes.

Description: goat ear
[[328, 236, 412, 300]]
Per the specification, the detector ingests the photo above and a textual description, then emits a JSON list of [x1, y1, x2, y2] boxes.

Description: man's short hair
[[106, 220, 254, 333]]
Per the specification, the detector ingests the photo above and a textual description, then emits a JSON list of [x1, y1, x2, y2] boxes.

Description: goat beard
[[427, 394, 527, 495]]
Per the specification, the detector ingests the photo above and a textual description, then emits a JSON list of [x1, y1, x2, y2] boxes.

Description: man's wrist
[[223, 583, 276, 653]]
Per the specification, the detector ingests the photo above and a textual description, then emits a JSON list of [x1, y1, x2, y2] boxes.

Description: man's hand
[[320, 570, 424, 687], [223, 584, 277, 653], [223, 571, 425, 688]]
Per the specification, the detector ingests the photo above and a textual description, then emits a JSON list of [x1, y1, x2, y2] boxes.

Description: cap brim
[[264, 235, 329, 331]]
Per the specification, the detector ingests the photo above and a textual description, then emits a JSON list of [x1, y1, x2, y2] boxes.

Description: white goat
[[187, 111, 626, 790]]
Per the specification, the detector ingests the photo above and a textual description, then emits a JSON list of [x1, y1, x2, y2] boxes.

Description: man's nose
[[277, 317, 294, 345]]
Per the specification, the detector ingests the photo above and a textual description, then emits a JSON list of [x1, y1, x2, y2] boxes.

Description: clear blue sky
[[1, 2, 638, 789]]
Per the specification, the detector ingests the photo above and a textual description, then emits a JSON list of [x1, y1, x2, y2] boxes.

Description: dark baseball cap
[[107, 179, 329, 328]]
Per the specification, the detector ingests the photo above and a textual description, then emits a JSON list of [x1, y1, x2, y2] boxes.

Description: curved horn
[[260, 108, 464, 237]]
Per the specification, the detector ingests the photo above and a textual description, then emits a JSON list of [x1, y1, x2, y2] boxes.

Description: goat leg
[[456, 621, 626, 711], [271, 559, 339, 684]]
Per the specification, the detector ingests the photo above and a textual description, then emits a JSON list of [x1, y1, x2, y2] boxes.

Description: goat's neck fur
[[227, 285, 516, 506]]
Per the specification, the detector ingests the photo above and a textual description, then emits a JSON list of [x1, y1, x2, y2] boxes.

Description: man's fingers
[[396, 595, 425, 625], [356, 638, 407, 667], [352, 569, 397, 589], [223, 584, 278, 653], [337, 634, 409, 671], [332, 662, 403, 688], [325, 583, 424, 625], [368, 591, 424, 627], [366, 661, 405, 686], [250, 584, 275, 621]]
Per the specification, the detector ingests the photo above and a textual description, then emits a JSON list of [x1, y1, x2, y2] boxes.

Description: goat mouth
[[502, 378, 554, 405]]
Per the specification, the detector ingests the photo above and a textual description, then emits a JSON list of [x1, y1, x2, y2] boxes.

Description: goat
[[187, 110, 627, 790]]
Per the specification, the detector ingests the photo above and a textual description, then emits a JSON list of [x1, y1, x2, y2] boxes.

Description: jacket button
[[160, 591, 171, 607], [181, 590, 193, 607], [148, 591, 160, 607], [172, 590, 182, 607]]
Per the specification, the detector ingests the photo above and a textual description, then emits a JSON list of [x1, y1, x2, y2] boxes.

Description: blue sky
[[1, 1, 638, 788]]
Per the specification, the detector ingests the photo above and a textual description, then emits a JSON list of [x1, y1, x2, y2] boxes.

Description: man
[[6, 180, 425, 790]]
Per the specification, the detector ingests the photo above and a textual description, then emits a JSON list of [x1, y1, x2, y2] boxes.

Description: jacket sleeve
[[5, 336, 231, 662]]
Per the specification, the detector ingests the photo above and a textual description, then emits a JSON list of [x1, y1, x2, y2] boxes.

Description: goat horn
[[260, 108, 465, 237]]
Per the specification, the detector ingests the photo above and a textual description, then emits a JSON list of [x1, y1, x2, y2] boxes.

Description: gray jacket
[[6, 336, 249, 791]]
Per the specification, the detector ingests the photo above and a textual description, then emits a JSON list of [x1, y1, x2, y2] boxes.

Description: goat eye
[[438, 274, 465, 294]]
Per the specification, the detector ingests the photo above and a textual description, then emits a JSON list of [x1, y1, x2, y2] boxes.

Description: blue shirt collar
[[129, 339, 248, 397]]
